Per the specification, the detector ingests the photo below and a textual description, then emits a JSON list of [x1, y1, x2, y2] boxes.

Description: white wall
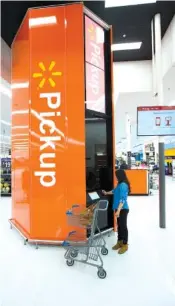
[[0, 38, 11, 156], [114, 15, 175, 152], [114, 71, 175, 151], [162, 16, 175, 77], [113, 61, 154, 151], [113, 60, 152, 95], [1, 37, 11, 83], [163, 66, 175, 106], [115, 92, 154, 150], [0, 78, 11, 156]]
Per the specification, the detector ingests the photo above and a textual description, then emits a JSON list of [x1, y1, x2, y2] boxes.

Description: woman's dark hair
[[115, 169, 131, 193]]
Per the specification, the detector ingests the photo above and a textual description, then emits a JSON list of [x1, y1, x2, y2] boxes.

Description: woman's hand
[[102, 190, 107, 195], [115, 210, 120, 218]]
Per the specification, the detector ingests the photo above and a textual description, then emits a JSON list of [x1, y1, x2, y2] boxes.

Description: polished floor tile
[[0, 177, 175, 306]]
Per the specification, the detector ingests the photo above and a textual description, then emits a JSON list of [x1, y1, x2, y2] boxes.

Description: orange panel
[[11, 4, 86, 241], [65, 4, 86, 216], [11, 12, 31, 235], [29, 4, 85, 240], [125, 170, 149, 195]]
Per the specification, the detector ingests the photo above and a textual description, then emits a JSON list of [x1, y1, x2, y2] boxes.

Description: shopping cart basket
[[62, 200, 109, 279]]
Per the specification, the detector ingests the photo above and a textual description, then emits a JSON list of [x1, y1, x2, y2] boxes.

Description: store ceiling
[[1, 1, 175, 62]]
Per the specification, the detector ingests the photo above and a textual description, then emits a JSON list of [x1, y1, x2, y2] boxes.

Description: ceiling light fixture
[[112, 42, 142, 51], [105, 0, 156, 8]]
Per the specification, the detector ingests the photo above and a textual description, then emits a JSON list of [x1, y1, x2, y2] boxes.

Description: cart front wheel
[[101, 247, 108, 256], [71, 250, 78, 258], [97, 269, 107, 279], [66, 259, 74, 267]]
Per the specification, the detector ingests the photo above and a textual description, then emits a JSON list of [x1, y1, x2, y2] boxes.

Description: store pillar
[[151, 14, 166, 228], [125, 113, 132, 169]]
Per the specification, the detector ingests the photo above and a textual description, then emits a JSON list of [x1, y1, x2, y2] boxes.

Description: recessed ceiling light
[[112, 42, 142, 51], [105, 0, 156, 8]]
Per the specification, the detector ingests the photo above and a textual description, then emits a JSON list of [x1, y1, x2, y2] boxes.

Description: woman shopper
[[102, 169, 130, 254]]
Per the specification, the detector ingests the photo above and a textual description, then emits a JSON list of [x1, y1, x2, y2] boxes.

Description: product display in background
[[0, 157, 11, 195], [149, 172, 159, 194], [137, 106, 175, 136], [172, 160, 175, 180]]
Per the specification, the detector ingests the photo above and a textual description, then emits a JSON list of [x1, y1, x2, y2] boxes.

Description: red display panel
[[85, 15, 104, 70], [85, 62, 105, 113]]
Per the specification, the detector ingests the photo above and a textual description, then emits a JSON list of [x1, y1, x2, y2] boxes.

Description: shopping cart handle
[[72, 205, 80, 208], [68, 231, 76, 237], [98, 200, 109, 211]]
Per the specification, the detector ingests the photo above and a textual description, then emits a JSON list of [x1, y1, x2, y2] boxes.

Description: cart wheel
[[24, 240, 27, 245], [70, 250, 78, 258], [97, 269, 107, 279], [66, 259, 74, 267], [101, 247, 108, 256]]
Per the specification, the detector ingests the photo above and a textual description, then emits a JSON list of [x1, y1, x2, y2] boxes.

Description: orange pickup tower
[[10, 3, 115, 246]]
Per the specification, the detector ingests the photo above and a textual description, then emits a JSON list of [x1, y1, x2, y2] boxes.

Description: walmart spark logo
[[33, 61, 62, 88], [88, 24, 95, 40]]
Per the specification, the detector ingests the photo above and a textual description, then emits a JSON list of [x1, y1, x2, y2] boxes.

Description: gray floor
[[0, 177, 175, 306]]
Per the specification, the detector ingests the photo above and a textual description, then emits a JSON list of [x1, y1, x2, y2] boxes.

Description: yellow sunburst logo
[[88, 24, 95, 41], [33, 61, 62, 88]]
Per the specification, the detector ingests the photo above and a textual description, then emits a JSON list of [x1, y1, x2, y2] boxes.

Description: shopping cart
[[62, 200, 109, 279]]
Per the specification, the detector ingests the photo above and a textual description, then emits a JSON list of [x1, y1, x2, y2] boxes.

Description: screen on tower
[[85, 15, 105, 114]]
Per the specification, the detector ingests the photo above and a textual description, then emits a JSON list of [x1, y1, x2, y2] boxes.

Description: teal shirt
[[112, 182, 129, 211]]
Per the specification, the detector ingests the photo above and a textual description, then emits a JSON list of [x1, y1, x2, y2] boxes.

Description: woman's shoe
[[118, 244, 128, 254], [112, 240, 123, 250]]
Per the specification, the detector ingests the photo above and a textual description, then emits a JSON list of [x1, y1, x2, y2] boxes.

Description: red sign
[[138, 106, 175, 111], [86, 63, 105, 113], [85, 16, 104, 70]]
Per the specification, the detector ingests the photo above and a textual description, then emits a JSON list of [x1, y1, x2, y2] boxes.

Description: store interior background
[[0, 1, 175, 306], [1, 4, 175, 177]]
